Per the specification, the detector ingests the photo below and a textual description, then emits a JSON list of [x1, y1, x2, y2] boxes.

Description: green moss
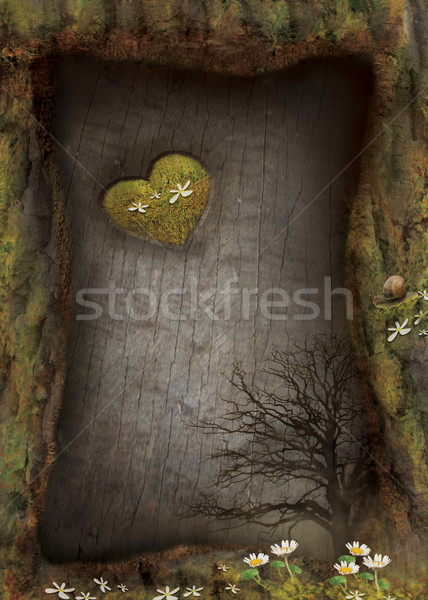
[[30, 557, 428, 600], [102, 154, 210, 246], [0, 0, 396, 47], [0, 71, 52, 597], [0, 0, 426, 595], [372, 292, 419, 310], [347, 34, 428, 546]]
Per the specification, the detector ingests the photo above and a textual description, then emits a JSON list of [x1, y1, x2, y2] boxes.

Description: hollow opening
[[40, 56, 375, 563]]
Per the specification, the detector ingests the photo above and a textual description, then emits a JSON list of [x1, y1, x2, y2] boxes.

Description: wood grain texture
[[40, 57, 373, 561]]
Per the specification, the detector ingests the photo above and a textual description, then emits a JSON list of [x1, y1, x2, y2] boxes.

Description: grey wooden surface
[[40, 57, 372, 561]]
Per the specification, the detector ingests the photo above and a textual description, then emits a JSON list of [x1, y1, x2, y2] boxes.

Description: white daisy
[[169, 180, 193, 204], [151, 191, 161, 199], [94, 578, 111, 593], [333, 561, 360, 576], [217, 564, 229, 572], [387, 319, 411, 342], [345, 541, 371, 556], [45, 582, 76, 599], [419, 329, 428, 336], [418, 290, 428, 300], [76, 593, 97, 600], [345, 592, 366, 599], [183, 585, 203, 597], [128, 201, 150, 213], [271, 539, 299, 556], [363, 554, 391, 570], [117, 584, 128, 592], [243, 552, 269, 568], [225, 584, 240, 594], [152, 586, 180, 600]]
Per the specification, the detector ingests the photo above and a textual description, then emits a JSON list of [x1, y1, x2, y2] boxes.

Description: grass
[[102, 154, 210, 246], [33, 550, 428, 600]]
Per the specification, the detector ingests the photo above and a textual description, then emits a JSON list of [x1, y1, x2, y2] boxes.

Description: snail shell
[[383, 275, 407, 300]]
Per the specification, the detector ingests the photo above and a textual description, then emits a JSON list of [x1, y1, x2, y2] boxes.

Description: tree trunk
[[40, 55, 373, 562]]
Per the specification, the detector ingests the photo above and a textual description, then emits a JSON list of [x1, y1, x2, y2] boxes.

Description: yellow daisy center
[[352, 547, 364, 555], [251, 559, 263, 566], [341, 566, 353, 574]]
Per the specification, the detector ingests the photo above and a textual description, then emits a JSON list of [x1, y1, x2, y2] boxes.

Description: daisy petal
[[181, 190, 193, 197], [170, 193, 180, 204], [58, 593, 70, 600], [399, 328, 411, 335], [182, 180, 191, 190], [45, 590, 59, 594], [388, 330, 399, 342]]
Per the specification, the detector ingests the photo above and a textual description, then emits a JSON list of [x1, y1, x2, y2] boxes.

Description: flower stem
[[284, 557, 293, 578], [277, 567, 283, 580], [374, 570, 379, 592], [253, 575, 269, 590]]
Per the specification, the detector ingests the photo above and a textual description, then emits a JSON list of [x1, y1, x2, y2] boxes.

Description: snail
[[383, 275, 407, 300], [373, 275, 417, 307]]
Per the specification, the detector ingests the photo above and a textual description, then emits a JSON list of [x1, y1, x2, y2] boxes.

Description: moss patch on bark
[[102, 154, 210, 246]]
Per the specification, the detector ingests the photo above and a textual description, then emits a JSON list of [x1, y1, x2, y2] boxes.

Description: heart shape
[[102, 154, 210, 246]]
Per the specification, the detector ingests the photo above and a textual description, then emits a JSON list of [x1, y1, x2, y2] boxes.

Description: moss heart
[[102, 154, 210, 246]]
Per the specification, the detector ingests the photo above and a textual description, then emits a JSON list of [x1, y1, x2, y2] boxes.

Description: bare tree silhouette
[[186, 335, 375, 556]]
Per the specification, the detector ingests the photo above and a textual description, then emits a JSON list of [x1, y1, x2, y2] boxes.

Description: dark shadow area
[[40, 56, 374, 562]]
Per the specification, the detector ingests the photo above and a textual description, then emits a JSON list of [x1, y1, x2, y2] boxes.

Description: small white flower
[[151, 191, 161, 199], [45, 582, 76, 599], [169, 180, 193, 204], [333, 561, 360, 576], [129, 202, 150, 213], [117, 584, 128, 592], [217, 564, 229, 572], [152, 586, 180, 600], [94, 578, 111, 593], [225, 584, 240, 594], [243, 552, 269, 568], [362, 554, 391, 570], [383, 596, 396, 600], [418, 290, 428, 300], [271, 539, 299, 556], [183, 585, 203, 597], [387, 318, 411, 342], [345, 541, 371, 556], [419, 329, 428, 336], [76, 594, 97, 600], [414, 312, 425, 325], [345, 592, 366, 600]]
